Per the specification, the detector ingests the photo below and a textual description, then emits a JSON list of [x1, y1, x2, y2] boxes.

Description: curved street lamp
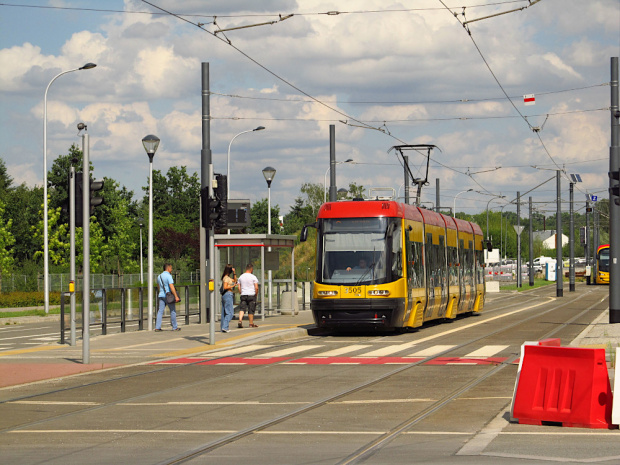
[[453, 188, 473, 217], [324, 159, 354, 203], [486, 195, 507, 242], [43, 62, 96, 314], [142, 134, 160, 331]]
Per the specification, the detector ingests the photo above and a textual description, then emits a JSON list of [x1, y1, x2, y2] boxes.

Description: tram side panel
[[442, 214, 461, 319], [404, 218, 427, 328], [471, 221, 486, 312]]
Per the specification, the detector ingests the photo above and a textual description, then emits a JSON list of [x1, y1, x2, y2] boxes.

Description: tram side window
[[406, 231, 425, 288], [391, 223, 402, 279], [438, 236, 446, 288], [476, 250, 485, 284], [448, 247, 459, 286]]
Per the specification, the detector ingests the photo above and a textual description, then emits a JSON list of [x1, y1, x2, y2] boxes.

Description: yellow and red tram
[[301, 200, 486, 330], [596, 244, 610, 285]]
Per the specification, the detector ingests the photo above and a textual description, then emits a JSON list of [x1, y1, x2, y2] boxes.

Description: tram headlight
[[368, 290, 390, 296], [318, 290, 338, 296]]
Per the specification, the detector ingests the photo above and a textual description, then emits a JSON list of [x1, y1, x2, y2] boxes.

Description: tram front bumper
[[311, 298, 405, 328]]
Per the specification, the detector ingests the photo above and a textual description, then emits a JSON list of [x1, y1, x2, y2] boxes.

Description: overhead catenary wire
[[208, 82, 609, 106]]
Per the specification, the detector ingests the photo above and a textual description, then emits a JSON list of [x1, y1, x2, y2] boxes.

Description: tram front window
[[598, 249, 610, 272], [319, 217, 391, 285]]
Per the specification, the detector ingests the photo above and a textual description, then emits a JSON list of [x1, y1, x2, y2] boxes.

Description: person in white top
[[237, 263, 259, 328]]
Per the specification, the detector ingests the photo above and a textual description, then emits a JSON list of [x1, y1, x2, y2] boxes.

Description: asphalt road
[[1, 285, 618, 464]]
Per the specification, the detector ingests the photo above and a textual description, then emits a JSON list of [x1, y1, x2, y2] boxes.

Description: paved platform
[[2, 295, 620, 390], [0, 311, 316, 389]]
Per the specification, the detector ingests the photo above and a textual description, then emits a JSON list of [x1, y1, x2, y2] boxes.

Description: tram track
[[0, 286, 607, 464], [155, 289, 605, 465]]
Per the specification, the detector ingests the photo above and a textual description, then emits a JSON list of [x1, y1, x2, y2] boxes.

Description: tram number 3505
[[344, 286, 362, 296]]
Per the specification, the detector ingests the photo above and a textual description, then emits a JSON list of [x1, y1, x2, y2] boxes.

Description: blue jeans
[[156, 297, 177, 330], [221, 291, 234, 331]]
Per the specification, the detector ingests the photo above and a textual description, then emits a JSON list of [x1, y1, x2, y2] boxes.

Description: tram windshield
[[318, 217, 394, 285], [598, 248, 609, 272]]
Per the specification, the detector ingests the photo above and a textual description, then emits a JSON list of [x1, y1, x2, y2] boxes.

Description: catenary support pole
[[516, 192, 521, 288], [436, 178, 440, 213], [586, 198, 590, 284], [329, 125, 336, 202], [201, 63, 215, 343], [404, 156, 409, 204], [569, 182, 575, 292], [610, 57, 620, 323], [529, 196, 534, 286], [556, 170, 563, 297]]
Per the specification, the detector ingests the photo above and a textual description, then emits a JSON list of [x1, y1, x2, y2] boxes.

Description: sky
[[1, 0, 619, 219]]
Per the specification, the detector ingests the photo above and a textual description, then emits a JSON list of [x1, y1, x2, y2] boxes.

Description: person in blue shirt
[[156, 263, 181, 331]]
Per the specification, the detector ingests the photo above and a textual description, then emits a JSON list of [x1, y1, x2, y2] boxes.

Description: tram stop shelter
[[214, 234, 298, 321]]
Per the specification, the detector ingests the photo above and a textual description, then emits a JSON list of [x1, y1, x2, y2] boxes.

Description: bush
[[0, 291, 61, 308]]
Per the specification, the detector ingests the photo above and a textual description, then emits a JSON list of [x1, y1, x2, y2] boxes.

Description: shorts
[[239, 294, 256, 314]]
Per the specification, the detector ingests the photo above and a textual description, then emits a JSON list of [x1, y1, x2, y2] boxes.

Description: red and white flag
[[523, 94, 535, 106]]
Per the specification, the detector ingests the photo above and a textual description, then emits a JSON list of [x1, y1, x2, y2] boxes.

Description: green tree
[[282, 198, 314, 235], [47, 145, 92, 223], [0, 199, 15, 292], [250, 198, 280, 234], [142, 166, 200, 224], [104, 196, 135, 276], [31, 198, 68, 266], [346, 182, 365, 199], [300, 183, 324, 219]]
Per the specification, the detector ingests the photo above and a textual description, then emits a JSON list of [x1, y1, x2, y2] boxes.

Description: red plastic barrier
[[537, 338, 561, 347], [512, 345, 615, 429]]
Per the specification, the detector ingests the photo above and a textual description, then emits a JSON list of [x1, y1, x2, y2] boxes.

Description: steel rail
[[157, 289, 600, 465]]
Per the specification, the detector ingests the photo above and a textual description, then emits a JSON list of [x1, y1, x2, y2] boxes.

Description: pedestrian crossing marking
[[409, 345, 455, 357], [204, 345, 274, 357], [150, 344, 511, 366], [357, 342, 418, 357], [465, 345, 508, 358], [252, 345, 323, 358], [312, 345, 372, 357]]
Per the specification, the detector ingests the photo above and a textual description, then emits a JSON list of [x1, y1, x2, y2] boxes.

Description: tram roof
[[318, 200, 423, 222]]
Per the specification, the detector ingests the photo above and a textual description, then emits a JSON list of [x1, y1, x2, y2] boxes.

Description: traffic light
[[200, 175, 228, 229], [89, 179, 104, 214], [214, 174, 227, 229], [609, 169, 620, 206], [74, 174, 85, 228]]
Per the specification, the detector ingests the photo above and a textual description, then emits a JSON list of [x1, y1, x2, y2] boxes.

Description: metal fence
[[1, 271, 204, 293], [60, 284, 202, 341]]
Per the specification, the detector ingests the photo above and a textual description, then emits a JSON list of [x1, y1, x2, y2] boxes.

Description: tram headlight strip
[[318, 290, 338, 296], [368, 290, 390, 296]]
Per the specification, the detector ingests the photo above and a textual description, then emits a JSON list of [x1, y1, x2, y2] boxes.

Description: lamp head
[[254, 126, 266, 131], [142, 135, 160, 160], [79, 63, 97, 70], [262, 166, 276, 187]]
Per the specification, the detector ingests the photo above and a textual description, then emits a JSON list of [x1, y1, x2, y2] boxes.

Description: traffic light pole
[[610, 57, 620, 323], [82, 131, 90, 363], [200, 62, 215, 344], [69, 163, 76, 346]]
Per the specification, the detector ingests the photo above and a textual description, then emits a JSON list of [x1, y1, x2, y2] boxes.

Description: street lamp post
[[142, 135, 160, 331], [138, 218, 144, 283], [43, 62, 96, 314], [486, 196, 506, 242], [262, 166, 276, 311], [227, 126, 265, 233], [453, 188, 473, 217], [324, 159, 353, 203]]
